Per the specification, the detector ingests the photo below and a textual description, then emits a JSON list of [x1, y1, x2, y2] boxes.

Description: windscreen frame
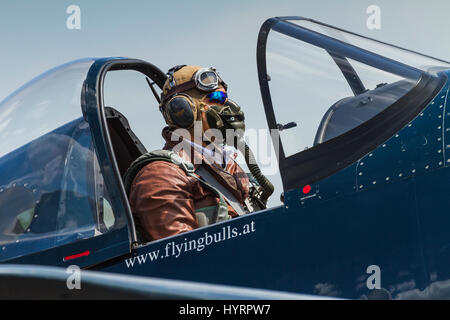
[[83, 58, 167, 246], [257, 16, 448, 192]]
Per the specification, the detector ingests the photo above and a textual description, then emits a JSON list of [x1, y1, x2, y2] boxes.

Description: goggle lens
[[207, 91, 228, 104], [199, 71, 218, 86]]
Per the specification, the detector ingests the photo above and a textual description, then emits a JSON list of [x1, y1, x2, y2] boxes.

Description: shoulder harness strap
[[123, 150, 230, 224]]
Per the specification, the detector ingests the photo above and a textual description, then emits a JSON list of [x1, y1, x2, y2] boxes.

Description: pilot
[[125, 65, 261, 242]]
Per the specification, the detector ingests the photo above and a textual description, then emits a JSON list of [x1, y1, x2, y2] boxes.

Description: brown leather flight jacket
[[129, 127, 250, 242]]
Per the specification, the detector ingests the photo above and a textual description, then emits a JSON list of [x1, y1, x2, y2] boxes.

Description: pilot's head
[[159, 65, 245, 143]]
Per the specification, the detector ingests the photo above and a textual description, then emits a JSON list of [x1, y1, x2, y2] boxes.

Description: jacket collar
[[161, 127, 247, 202]]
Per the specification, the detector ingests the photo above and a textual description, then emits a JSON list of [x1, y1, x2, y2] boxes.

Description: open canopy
[[258, 17, 449, 191]]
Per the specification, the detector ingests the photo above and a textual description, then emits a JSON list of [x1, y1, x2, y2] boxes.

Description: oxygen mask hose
[[213, 99, 274, 204], [242, 140, 274, 203]]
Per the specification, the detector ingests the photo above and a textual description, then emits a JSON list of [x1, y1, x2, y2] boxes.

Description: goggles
[[207, 91, 228, 104], [163, 67, 228, 102], [194, 68, 226, 92]]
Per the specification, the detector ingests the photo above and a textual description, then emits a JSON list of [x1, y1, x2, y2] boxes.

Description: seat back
[[104, 107, 148, 178]]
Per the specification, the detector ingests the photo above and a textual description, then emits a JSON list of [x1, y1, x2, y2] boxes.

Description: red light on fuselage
[[302, 185, 311, 194], [64, 250, 90, 262]]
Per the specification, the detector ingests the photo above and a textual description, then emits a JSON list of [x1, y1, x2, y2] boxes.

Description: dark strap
[[123, 150, 186, 195], [195, 166, 246, 216], [123, 150, 230, 223], [162, 81, 197, 103]]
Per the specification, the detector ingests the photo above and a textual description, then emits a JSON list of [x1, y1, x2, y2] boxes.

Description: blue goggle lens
[[207, 91, 227, 104]]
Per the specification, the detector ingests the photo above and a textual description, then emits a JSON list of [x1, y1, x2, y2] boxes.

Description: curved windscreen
[[0, 59, 120, 261], [0, 59, 94, 157], [290, 20, 450, 74], [266, 19, 445, 158]]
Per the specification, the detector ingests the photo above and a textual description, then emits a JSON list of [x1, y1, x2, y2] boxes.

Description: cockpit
[[0, 17, 449, 264]]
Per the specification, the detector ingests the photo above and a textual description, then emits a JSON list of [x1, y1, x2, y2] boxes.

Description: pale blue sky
[[1, 0, 449, 102], [0, 0, 449, 207]]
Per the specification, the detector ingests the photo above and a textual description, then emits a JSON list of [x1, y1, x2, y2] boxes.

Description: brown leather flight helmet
[[159, 65, 228, 130]]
